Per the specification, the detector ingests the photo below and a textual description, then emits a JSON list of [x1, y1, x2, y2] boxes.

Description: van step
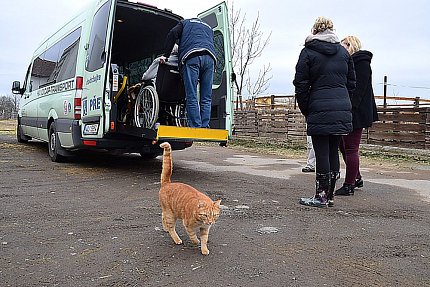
[[156, 125, 228, 142]]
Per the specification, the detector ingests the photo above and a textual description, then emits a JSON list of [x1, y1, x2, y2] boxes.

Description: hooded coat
[[350, 50, 379, 128], [294, 34, 356, 136]]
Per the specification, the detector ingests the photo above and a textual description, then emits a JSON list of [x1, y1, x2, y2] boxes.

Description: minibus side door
[[198, 2, 234, 136], [82, 0, 116, 139]]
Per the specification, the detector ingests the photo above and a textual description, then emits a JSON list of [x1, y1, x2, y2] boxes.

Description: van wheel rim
[[50, 133, 56, 151]]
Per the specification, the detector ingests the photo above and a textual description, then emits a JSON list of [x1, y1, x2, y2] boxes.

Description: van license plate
[[83, 124, 99, 135]]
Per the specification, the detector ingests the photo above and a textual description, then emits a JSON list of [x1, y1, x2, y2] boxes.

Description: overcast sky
[[1, 0, 429, 99]]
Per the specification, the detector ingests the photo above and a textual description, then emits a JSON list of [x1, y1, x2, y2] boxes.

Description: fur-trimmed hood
[[304, 30, 340, 56]]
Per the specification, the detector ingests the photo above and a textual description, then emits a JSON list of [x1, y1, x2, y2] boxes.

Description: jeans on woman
[[339, 128, 363, 185], [311, 135, 342, 174], [181, 54, 214, 128]]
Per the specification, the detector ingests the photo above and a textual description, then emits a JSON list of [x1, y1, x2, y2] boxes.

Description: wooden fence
[[365, 107, 430, 149], [233, 97, 430, 150], [233, 109, 307, 146]]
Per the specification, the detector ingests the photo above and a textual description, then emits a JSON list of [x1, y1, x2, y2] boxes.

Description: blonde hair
[[312, 16, 334, 34], [341, 36, 362, 55]]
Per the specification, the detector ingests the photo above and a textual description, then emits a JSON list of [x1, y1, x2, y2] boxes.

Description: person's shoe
[[299, 194, 327, 208], [355, 178, 363, 188], [302, 166, 315, 173], [334, 184, 355, 196]]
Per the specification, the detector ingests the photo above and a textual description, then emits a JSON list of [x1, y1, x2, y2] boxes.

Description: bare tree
[[0, 94, 19, 119], [229, 2, 272, 109]]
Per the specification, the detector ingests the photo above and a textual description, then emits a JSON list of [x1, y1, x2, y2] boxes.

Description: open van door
[[198, 2, 234, 137], [81, 0, 117, 139]]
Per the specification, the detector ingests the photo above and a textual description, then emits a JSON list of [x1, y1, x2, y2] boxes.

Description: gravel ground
[[1, 120, 429, 287]]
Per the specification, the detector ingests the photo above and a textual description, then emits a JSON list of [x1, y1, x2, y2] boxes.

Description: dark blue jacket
[[294, 39, 356, 136], [164, 18, 216, 67], [351, 50, 379, 129]]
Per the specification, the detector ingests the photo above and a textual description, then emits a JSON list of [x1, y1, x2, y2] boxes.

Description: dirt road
[[0, 125, 429, 286]]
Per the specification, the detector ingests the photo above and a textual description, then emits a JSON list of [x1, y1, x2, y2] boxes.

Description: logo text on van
[[86, 74, 101, 86], [37, 79, 75, 96], [90, 96, 101, 111]]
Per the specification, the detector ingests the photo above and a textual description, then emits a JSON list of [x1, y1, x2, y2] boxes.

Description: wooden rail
[[233, 95, 430, 150]]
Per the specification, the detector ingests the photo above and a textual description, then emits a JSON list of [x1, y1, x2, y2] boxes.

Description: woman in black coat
[[293, 16, 356, 207], [335, 36, 379, 196]]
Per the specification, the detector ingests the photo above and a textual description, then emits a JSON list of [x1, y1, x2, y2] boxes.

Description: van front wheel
[[48, 123, 64, 162]]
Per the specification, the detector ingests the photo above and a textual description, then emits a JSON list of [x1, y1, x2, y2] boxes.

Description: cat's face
[[198, 199, 221, 225]]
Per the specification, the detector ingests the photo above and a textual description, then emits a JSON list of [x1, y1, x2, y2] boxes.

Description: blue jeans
[[181, 54, 214, 128]]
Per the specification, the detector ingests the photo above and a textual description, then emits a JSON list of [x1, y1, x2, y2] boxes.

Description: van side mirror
[[12, 81, 23, 95]]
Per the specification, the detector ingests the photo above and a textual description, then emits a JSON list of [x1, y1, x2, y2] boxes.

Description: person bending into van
[[160, 18, 217, 128], [293, 16, 356, 207]]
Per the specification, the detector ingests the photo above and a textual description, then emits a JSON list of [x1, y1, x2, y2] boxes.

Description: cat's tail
[[160, 142, 172, 184]]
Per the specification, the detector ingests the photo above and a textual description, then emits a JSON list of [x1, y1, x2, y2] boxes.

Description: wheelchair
[[134, 63, 187, 129]]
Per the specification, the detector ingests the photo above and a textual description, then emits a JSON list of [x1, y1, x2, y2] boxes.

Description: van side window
[[86, 1, 112, 72], [56, 28, 82, 82], [213, 30, 225, 86], [30, 54, 52, 91], [30, 27, 82, 90]]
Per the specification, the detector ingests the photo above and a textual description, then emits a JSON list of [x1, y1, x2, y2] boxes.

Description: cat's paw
[[191, 239, 200, 245], [173, 238, 183, 245], [201, 247, 210, 255]]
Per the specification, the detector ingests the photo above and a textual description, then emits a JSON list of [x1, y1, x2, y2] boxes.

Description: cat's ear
[[214, 199, 222, 207]]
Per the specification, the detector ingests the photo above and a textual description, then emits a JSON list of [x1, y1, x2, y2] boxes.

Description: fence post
[[414, 97, 420, 108], [426, 107, 430, 150], [383, 75, 387, 108]]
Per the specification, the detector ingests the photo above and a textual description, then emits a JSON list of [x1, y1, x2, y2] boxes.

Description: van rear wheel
[[48, 123, 64, 162]]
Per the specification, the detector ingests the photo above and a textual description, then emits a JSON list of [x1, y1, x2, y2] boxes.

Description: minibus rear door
[[81, 0, 117, 139]]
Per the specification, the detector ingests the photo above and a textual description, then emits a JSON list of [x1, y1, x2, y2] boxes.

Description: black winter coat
[[293, 39, 356, 136], [350, 50, 379, 129]]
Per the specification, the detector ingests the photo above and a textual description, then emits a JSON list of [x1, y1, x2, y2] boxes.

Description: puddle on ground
[[178, 154, 430, 203], [179, 154, 303, 180], [367, 178, 430, 203]]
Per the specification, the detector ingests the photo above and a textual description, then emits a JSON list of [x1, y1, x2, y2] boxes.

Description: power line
[[375, 82, 430, 90]]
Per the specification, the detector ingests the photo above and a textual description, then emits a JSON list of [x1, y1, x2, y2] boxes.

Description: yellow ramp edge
[[156, 125, 228, 142]]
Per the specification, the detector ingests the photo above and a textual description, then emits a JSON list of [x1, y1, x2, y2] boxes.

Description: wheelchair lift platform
[[156, 125, 228, 143]]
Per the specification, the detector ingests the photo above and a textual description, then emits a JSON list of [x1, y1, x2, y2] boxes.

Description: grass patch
[[0, 120, 16, 135], [226, 137, 430, 166]]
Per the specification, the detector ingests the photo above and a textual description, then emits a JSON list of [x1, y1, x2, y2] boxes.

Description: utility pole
[[383, 75, 387, 108]]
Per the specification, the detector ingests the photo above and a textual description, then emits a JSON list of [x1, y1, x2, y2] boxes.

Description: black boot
[[299, 173, 330, 208], [334, 183, 355, 196], [355, 177, 363, 188], [327, 171, 339, 207]]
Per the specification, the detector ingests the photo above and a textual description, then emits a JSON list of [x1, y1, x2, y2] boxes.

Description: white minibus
[[12, 0, 234, 161]]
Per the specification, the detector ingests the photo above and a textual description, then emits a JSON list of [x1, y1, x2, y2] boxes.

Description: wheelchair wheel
[[134, 85, 159, 128], [174, 104, 187, 127]]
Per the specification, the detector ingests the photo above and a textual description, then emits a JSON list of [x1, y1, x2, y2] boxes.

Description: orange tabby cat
[[159, 142, 221, 255]]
